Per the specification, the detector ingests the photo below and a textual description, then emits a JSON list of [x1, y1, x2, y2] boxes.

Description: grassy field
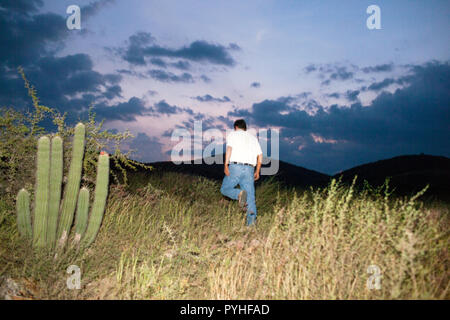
[[0, 171, 449, 299]]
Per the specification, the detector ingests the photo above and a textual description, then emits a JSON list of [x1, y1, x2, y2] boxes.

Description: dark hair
[[233, 119, 247, 130]]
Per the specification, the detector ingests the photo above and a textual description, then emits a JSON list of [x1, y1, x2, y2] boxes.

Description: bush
[[0, 68, 150, 204]]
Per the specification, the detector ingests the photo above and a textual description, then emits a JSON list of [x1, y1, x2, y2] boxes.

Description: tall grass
[[0, 172, 448, 299]]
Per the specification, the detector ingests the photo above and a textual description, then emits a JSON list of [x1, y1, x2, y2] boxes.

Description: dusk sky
[[1, 0, 449, 174]]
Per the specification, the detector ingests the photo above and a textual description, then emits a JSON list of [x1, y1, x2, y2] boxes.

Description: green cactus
[[33, 136, 50, 247], [16, 189, 32, 239], [74, 187, 89, 243], [57, 123, 85, 246], [15, 123, 110, 251], [81, 153, 109, 247], [47, 136, 63, 248]]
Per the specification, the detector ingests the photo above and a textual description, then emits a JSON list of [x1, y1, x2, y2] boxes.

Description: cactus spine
[[16, 189, 32, 239], [15, 123, 110, 251], [57, 123, 85, 245], [47, 136, 63, 248], [33, 136, 50, 247]]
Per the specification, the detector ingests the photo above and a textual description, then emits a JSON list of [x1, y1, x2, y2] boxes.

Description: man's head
[[233, 119, 247, 131]]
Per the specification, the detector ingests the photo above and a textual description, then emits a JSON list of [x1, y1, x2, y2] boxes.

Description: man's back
[[227, 130, 262, 166]]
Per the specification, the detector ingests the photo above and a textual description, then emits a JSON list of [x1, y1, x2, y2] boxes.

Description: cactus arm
[[33, 136, 50, 247], [16, 188, 32, 239], [74, 187, 89, 244], [47, 136, 63, 248], [82, 153, 109, 247], [57, 123, 85, 246]]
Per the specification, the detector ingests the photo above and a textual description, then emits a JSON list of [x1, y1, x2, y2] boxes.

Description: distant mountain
[[142, 156, 331, 189], [130, 154, 449, 201], [334, 154, 450, 201]]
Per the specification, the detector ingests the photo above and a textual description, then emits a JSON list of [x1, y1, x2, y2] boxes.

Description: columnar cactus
[[81, 152, 109, 247], [74, 187, 89, 243], [15, 123, 110, 250], [47, 136, 63, 248], [16, 189, 32, 239], [33, 136, 50, 247], [57, 123, 85, 246]]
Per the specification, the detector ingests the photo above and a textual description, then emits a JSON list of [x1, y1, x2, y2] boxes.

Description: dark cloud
[[326, 92, 340, 99], [121, 31, 156, 66], [228, 43, 241, 51], [329, 67, 354, 81], [0, 0, 43, 14], [152, 100, 194, 116], [0, 0, 136, 125], [303, 64, 317, 74], [304, 63, 357, 86], [0, 11, 67, 67], [192, 95, 231, 103], [366, 78, 396, 91], [120, 32, 237, 67], [228, 61, 450, 174], [150, 57, 168, 68], [103, 85, 122, 99], [171, 60, 190, 70], [147, 69, 194, 83], [345, 90, 360, 102], [153, 100, 179, 115], [91, 97, 151, 122], [116, 68, 147, 79], [362, 63, 394, 73], [81, 0, 115, 18], [200, 75, 212, 83]]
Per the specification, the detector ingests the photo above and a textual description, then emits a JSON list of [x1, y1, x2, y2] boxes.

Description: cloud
[[0, 0, 133, 125], [151, 100, 194, 116], [200, 75, 212, 83], [147, 69, 194, 83], [81, 0, 115, 18], [91, 97, 151, 122], [344, 90, 360, 102], [365, 78, 396, 91], [0, 10, 67, 67], [303, 63, 357, 86], [326, 92, 340, 99], [303, 64, 317, 74], [329, 66, 354, 81], [0, 0, 43, 14], [150, 57, 168, 68], [192, 94, 231, 103], [362, 63, 394, 73], [120, 32, 238, 67], [171, 60, 190, 70], [229, 61, 450, 174]]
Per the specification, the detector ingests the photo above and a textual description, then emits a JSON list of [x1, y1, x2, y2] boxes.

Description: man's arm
[[224, 146, 232, 176], [254, 153, 262, 180]]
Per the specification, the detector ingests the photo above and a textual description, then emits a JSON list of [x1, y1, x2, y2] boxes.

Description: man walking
[[220, 119, 263, 226]]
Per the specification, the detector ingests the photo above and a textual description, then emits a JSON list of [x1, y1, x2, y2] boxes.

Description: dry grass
[[0, 172, 449, 299]]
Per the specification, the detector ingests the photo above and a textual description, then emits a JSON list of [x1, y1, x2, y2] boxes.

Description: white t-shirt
[[226, 130, 263, 166]]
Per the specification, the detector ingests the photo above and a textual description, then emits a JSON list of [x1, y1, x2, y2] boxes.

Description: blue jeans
[[220, 163, 257, 226]]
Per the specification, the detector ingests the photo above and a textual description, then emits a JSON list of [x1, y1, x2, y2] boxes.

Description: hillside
[[130, 154, 450, 201], [334, 154, 450, 200], [141, 157, 331, 189]]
